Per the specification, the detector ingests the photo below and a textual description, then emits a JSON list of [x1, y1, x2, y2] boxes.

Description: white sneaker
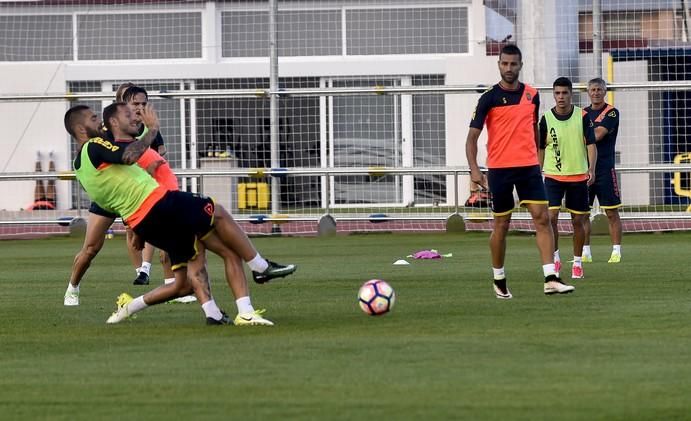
[[64, 290, 79, 306], [170, 295, 197, 304], [106, 293, 134, 324], [544, 277, 575, 295], [234, 309, 274, 326]]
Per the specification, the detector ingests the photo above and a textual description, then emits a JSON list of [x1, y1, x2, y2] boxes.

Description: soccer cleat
[[571, 265, 584, 279], [582, 255, 592, 263], [106, 293, 134, 324], [608, 252, 621, 263], [493, 278, 512, 299], [234, 309, 274, 326], [206, 311, 232, 325], [133, 272, 150, 285], [64, 290, 79, 306], [554, 260, 562, 273], [544, 275, 575, 295], [252, 260, 297, 284], [170, 294, 197, 304]]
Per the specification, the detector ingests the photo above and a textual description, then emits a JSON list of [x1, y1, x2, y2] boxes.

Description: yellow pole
[[607, 54, 614, 104]]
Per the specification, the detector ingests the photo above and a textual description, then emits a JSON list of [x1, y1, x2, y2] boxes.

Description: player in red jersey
[[466, 44, 574, 298]]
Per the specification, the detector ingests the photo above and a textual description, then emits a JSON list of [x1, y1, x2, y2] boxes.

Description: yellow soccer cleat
[[608, 252, 621, 263], [582, 255, 592, 263], [106, 293, 134, 324], [234, 309, 274, 326]]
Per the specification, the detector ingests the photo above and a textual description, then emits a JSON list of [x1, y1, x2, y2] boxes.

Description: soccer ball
[[358, 279, 395, 316]]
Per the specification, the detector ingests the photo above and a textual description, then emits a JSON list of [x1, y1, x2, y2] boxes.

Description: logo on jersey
[[549, 127, 562, 172], [607, 110, 617, 118], [501, 97, 507, 104], [90, 137, 119, 152], [526, 93, 532, 101], [204, 202, 214, 216]]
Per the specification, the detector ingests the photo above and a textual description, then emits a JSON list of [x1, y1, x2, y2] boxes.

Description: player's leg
[[126, 229, 151, 285], [582, 179, 598, 262], [107, 232, 228, 324], [570, 212, 586, 279], [544, 177, 565, 271], [565, 181, 590, 279], [64, 212, 114, 306], [163, 249, 197, 303], [201, 231, 273, 325], [516, 166, 573, 294], [606, 207, 622, 262], [599, 168, 623, 262], [486, 168, 514, 299], [211, 202, 296, 283]]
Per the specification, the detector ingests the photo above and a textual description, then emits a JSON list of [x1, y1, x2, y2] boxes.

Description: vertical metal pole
[[269, 0, 281, 232], [593, 0, 603, 78], [454, 171, 459, 214]]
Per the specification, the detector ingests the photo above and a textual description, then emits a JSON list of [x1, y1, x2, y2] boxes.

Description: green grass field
[[1, 232, 691, 420]]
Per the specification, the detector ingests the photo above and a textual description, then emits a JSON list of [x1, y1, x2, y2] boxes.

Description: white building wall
[[0, 63, 69, 210]]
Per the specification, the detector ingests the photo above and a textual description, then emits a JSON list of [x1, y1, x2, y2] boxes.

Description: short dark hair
[[588, 77, 607, 90], [64, 105, 91, 137], [122, 86, 148, 103], [103, 102, 127, 133], [553, 77, 573, 92], [499, 44, 522, 61]]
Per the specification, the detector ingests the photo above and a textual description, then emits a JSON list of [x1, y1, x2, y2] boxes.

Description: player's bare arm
[[587, 143, 597, 186], [465, 127, 487, 189]]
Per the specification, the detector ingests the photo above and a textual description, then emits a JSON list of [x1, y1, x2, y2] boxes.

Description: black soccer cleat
[[132, 272, 150, 285], [206, 311, 232, 325], [252, 260, 297, 284], [493, 278, 512, 299]]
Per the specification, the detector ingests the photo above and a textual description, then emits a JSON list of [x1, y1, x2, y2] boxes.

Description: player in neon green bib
[[539, 77, 597, 281]]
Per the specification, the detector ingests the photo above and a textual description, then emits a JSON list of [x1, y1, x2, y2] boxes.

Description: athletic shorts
[[133, 190, 215, 269], [544, 177, 590, 214], [589, 167, 622, 209], [487, 165, 547, 215], [89, 201, 118, 219]]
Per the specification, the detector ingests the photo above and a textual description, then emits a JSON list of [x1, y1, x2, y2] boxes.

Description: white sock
[[164, 278, 175, 285], [247, 253, 269, 273], [201, 299, 223, 320], [128, 296, 148, 315], [67, 283, 79, 293], [140, 262, 152, 275], [236, 296, 255, 314], [573, 256, 582, 267], [583, 245, 591, 257], [553, 249, 561, 262], [543, 263, 557, 277], [492, 267, 505, 280], [613, 245, 621, 255]]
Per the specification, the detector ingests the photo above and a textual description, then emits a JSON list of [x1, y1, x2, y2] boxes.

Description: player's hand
[[470, 167, 488, 190], [139, 103, 160, 132], [587, 170, 596, 186]]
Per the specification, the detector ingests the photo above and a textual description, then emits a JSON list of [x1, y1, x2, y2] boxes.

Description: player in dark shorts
[[65, 103, 296, 326], [466, 44, 574, 299], [539, 77, 597, 280], [582, 78, 622, 264]]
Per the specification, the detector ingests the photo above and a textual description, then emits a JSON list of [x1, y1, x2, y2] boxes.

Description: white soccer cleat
[[493, 278, 512, 299], [171, 295, 197, 304], [64, 290, 79, 306], [106, 293, 134, 324], [234, 309, 274, 326], [544, 277, 575, 295]]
